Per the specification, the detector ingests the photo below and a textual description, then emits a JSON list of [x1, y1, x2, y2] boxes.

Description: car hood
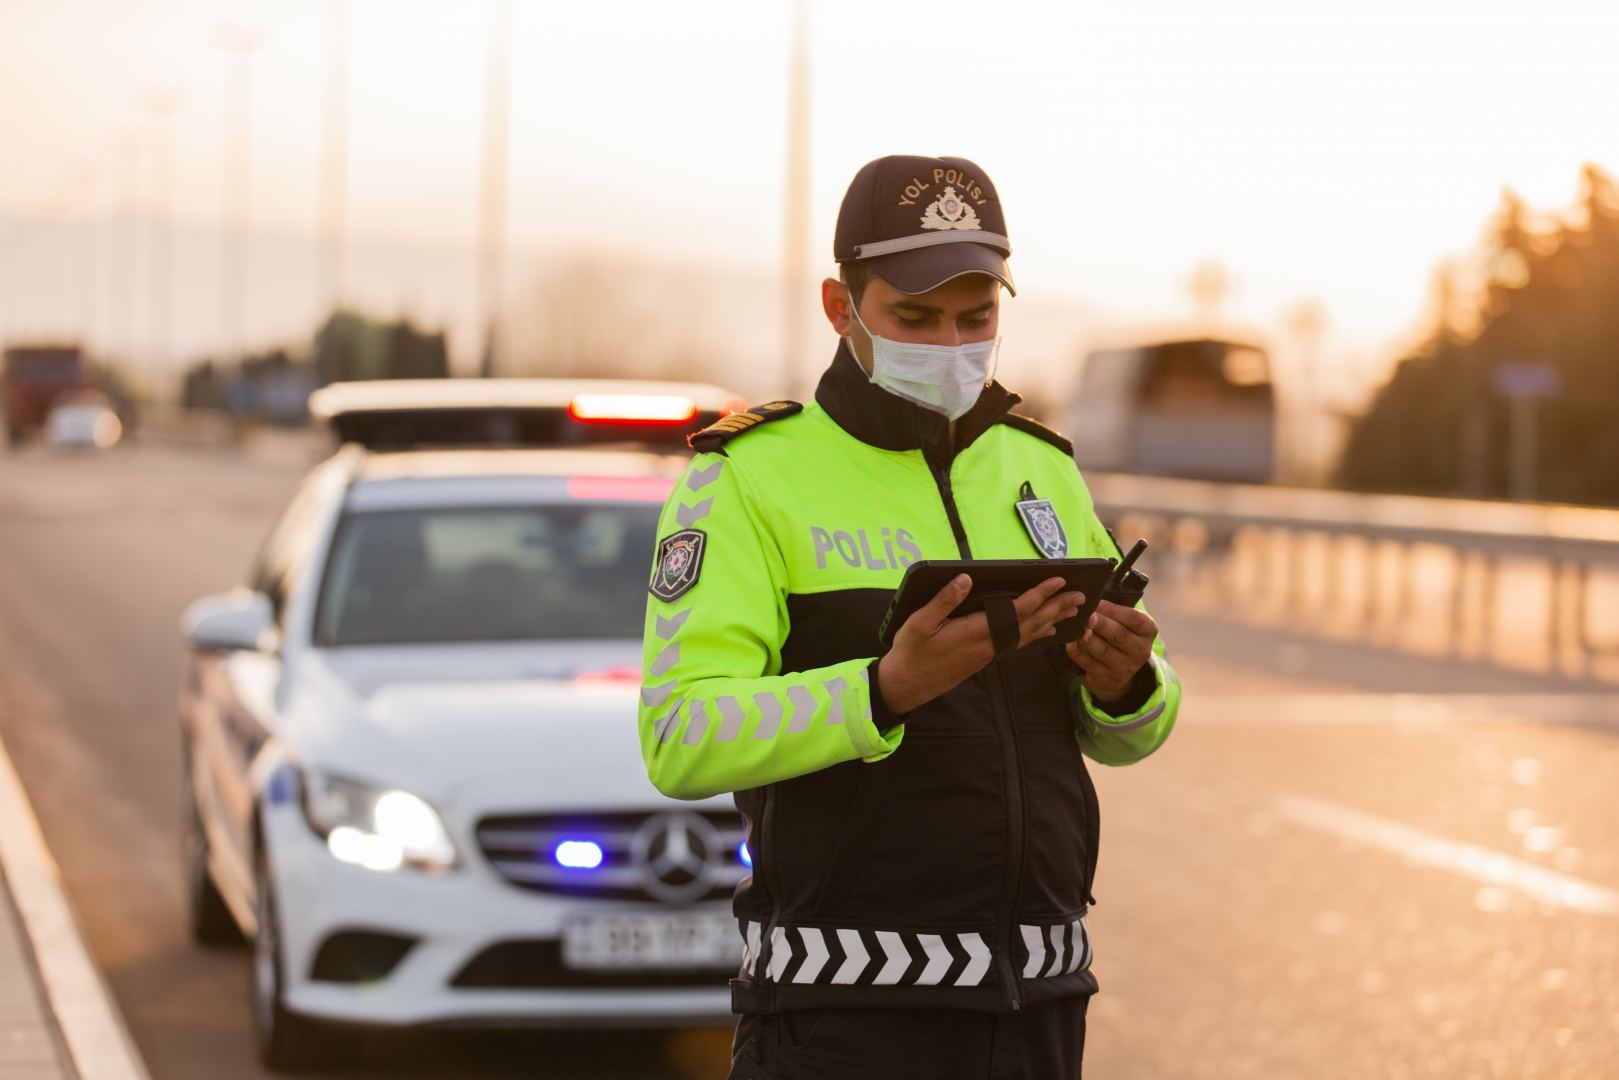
[[284, 641, 715, 812]]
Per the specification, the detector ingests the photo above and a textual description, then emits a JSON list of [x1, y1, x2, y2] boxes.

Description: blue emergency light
[[554, 840, 605, 870]]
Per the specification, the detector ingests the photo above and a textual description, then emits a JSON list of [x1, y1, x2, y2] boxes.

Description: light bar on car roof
[[567, 393, 698, 425], [306, 378, 747, 450]]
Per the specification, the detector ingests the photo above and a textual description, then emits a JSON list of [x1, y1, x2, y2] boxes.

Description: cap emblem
[[921, 186, 982, 232]]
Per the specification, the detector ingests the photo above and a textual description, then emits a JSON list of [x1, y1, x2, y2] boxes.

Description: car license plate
[[562, 912, 738, 970]]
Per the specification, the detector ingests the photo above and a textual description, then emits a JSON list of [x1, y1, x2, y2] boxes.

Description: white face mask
[[848, 299, 1000, 421]]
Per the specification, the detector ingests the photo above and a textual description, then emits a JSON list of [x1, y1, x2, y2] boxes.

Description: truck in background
[[2, 344, 93, 446], [1064, 337, 1276, 484]]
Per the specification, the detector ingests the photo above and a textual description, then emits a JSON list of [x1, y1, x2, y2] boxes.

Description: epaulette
[[688, 400, 803, 454], [1000, 412, 1074, 457]]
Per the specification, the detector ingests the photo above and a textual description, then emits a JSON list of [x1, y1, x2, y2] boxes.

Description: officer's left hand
[[1065, 601, 1157, 704]]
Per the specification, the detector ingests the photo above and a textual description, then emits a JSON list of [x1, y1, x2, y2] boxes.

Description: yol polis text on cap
[[834, 155, 1015, 296]]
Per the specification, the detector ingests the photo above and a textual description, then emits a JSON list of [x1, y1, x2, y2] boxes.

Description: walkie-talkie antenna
[[1111, 539, 1148, 587]]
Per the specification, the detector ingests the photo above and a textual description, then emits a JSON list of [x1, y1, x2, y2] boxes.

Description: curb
[[0, 732, 152, 1080]]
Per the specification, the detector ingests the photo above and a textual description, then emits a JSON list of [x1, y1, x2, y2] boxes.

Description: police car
[[179, 380, 750, 1069]]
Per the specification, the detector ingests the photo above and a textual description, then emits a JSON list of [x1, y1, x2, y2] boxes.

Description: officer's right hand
[[876, 575, 1084, 716]]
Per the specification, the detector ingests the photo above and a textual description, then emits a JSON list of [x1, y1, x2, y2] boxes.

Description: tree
[[1337, 165, 1619, 505], [503, 253, 726, 383]]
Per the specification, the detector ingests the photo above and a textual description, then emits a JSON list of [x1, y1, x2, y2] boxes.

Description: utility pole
[[1187, 260, 1231, 329], [72, 166, 100, 351], [0, 223, 27, 346], [141, 85, 184, 401], [318, 0, 352, 319], [93, 142, 122, 366], [476, 0, 512, 378], [1492, 361, 1560, 503], [782, 0, 812, 398], [213, 21, 264, 374], [0, 223, 13, 348], [39, 197, 63, 339], [114, 133, 143, 395], [7, 221, 33, 342], [1284, 298, 1327, 483]]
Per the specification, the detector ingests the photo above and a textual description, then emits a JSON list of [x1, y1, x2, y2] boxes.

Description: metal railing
[[1086, 473, 1619, 682]]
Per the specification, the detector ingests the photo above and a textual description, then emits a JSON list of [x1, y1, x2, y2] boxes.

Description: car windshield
[[313, 502, 660, 646]]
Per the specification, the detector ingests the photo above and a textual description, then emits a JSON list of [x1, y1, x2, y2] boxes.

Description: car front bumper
[[262, 801, 736, 1029]]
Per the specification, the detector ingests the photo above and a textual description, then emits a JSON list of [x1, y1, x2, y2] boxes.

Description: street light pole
[[114, 133, 143, 396], [1187, 260, 1231, 329], [782, 0, 812, 399], [0, 223, 20, 348], [141, 85, 183, 402], [1284, 297, 1327, 484], [72, 166, 100, 353], [476, 0, 512, 378], [213, 22, 263, 376], [0, 224, 12, 348], [318, 0, 352, 318], [93, 142, 122, 367]]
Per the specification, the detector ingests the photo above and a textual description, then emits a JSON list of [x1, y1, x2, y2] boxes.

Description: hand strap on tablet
[[981, 592, 1021, 659]]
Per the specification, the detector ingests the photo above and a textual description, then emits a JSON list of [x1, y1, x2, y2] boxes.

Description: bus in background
[[1064, 337, 1276, 483], [2, 344, 93, 447]]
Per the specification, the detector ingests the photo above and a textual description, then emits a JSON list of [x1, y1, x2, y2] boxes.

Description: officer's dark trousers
[[727, 995, 1088, 1080]]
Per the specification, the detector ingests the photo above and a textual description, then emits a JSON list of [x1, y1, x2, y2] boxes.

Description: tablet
[[878, 558, 1116, 649]]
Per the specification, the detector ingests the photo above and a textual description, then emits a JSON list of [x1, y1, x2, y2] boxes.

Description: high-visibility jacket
[[638, 342, 1181, 1015]]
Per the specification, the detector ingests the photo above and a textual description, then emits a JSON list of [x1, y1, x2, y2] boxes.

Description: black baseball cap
[[834, 155, 1015, 296]]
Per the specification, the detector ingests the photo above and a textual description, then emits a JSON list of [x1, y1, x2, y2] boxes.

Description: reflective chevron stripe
[[651, 673, 866, 745], [916, 934, 952, 986], [873, 931, 909, 985], [1018, 916, 1092, 979], [1020, 924, 1046, 978], [766, 926, 792, 982], [792, 927, 830, 984], [653, 608, 691, 641], [740, 920, 762, 978], [958, 932, 991, 986], [749, 925, 1002, 988], [831, 928, 867, 985], [675, 497, 713, 528], [687, 460, 724, 492]]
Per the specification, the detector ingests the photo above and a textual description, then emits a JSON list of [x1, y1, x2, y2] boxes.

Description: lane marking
[[1275, 794, 1619, 917], [0, 732, 152, 1080], [1191, 694, 1619, 730]]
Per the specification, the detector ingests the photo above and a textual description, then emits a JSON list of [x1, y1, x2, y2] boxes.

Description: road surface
[[0, 440, 1614, 1078]]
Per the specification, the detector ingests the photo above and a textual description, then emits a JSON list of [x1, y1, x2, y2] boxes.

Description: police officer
[[639, 155, 1181, 1079]]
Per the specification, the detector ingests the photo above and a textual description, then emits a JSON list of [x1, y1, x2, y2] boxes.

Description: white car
[[46, 396, 123, 449], [180, 384, 748, 1070]]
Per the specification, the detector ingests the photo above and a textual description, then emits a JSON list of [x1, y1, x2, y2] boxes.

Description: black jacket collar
[[813, 339, 1020, 469]]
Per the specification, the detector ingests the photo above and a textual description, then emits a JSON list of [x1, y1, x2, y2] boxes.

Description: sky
[[2, 0, 1617, 412]]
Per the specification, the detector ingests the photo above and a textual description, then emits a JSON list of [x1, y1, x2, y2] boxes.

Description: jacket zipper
[[932, 464, 973, 558], [991, 665, 1027, 1011], [930, 462, 1025, 1012]]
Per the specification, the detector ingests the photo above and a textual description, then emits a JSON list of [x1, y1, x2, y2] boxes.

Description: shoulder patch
[[650, 529, 706, 602], [688, 400, 803, 454], [1000, 413, 1074, 457]]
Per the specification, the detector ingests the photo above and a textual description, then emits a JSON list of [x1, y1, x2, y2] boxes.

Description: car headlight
[[300, 772, 458, 873]]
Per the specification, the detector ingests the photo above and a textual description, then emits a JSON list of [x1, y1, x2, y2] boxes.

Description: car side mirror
[[183, 589, 278, 653]]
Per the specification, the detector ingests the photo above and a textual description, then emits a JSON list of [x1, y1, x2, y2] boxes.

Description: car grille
[[450, 939, 734, 990], [474, 809, 749, 902]]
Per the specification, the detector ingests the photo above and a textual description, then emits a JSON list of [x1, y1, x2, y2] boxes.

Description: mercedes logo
[[632, 812, 722, 903]]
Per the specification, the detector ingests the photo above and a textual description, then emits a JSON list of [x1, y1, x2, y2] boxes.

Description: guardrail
[[1086, 473, 1619, 682]]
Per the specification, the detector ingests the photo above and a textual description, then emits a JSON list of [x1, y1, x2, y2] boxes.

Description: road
[[0, 440, 1615, 1079]]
